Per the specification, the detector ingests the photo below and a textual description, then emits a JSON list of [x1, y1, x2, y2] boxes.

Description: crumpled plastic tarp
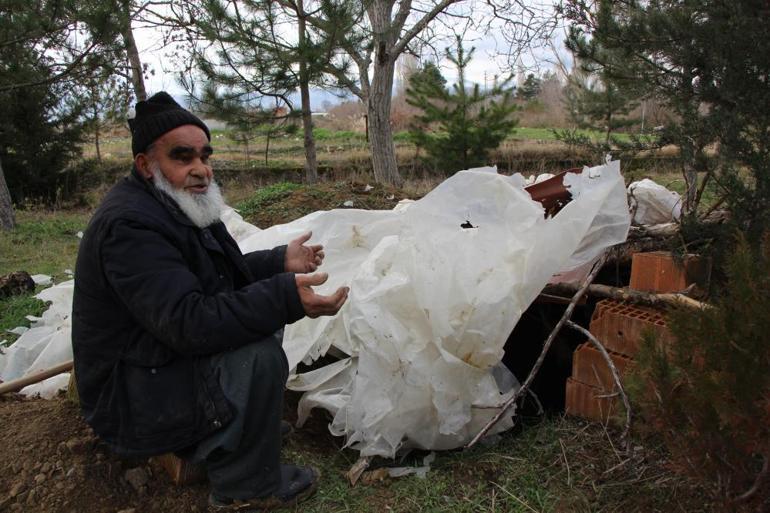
[[628, 178, 682, 225], [231, 161, 630, 457], [2, 161, 630, 457], [0, 280, 74, 398]]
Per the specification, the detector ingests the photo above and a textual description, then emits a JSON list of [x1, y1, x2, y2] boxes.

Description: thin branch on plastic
[[466, 249, 610, 449]]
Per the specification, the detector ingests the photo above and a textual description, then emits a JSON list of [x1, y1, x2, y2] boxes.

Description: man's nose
[[190, 160, 212, 179]]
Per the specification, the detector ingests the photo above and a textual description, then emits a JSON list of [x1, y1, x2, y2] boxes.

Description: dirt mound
[[0, 390, 340, 513], [0, 395, 210, 512], [235, 181, 423, 229]]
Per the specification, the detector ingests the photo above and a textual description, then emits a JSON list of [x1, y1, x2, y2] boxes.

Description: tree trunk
[[297, 0, 318, 184], [121, 4, 146, 101], [682, 159, 699, 215], [0, 157, 16, 230], [93, 103, 102, 163], [367, 58, 400, 184], [265, 129, 271, 166]]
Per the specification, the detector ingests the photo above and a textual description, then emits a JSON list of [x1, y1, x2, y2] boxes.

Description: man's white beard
[[150, 163, 225, 228]]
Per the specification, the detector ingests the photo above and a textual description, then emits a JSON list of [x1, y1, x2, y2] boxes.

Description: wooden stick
[[566, 320, 632, 449], [0, 359, 73, 395], [465, 250, 610, 449], [543, 282, 711, 310]]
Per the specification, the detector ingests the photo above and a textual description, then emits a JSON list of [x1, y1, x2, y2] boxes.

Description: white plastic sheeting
[[231, 161, 630, 457], [0, 280, 74, 398], [628, 178, 682, 225], [2, 162, 630, 457]]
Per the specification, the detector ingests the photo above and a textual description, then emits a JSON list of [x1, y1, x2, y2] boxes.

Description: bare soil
[[0, 391, 338, 513]]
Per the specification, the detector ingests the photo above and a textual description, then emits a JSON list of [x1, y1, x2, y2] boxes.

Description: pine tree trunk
[[297, 1, 318, 184], [0, 157, 16, 231], [368, 58, 400, 185], [95, 125, 101, 163], [264, 130, 271, 166], [121, 5, 146, 101], [94, 104, 102, 163]]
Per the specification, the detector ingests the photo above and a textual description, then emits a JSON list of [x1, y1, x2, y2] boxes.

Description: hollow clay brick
[[629, 251, 711, 293], [588, 299, 674, 357], [154, 453, 206, 485], [565, 377, 620, 424], [571, 342, 635, 391]]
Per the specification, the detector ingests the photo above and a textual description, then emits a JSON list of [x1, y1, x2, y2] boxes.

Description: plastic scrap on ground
[[628, 178, 682, 225], [0, 280, 74, 398], [1, 161, 631, 459]]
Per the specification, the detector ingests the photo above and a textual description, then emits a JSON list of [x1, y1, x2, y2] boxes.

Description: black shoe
[[208, 464, 319, 512]]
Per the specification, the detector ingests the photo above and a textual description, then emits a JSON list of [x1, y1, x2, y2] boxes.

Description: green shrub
[[312, 128, 363, 141], [630, 234, 770, 509], [235, 182, 302, 219]]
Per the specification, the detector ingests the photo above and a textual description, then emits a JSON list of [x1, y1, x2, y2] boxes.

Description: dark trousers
[[192, 332, 289, 499]]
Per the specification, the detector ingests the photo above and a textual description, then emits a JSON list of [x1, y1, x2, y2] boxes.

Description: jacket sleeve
[[100, 219, 305, 356], [243, 246, 287, 281]]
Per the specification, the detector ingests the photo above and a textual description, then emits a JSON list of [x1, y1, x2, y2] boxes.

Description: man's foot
[[208, 464, 319, 512]]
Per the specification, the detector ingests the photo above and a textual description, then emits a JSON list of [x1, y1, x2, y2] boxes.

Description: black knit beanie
[[128, 92, 211, 156]]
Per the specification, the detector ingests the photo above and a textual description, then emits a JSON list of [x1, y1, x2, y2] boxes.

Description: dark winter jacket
[[72, 167, 305, 457]]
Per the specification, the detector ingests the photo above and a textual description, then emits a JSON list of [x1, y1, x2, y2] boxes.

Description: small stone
[[26, 489, 36, 506], [9, 481, 26, 498], [117, 509, 137, 513], [34, 473, 47, 484], [124, 467, 149, 492], [65, 438, 90, 454], [41, 462, 52, 474]]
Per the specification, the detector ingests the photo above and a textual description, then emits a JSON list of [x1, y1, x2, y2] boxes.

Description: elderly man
[[72, 92, 348, 511]]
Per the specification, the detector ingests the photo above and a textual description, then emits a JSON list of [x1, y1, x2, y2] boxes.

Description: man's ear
[[135, 153, 153, 179]]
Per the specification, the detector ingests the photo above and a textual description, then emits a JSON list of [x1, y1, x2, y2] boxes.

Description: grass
[[0, 210, 89, 281], [0, 293, 47, 346], [0, 210, 88, 344], [235, 182, 304, 221], [282, 409, 715, 513]]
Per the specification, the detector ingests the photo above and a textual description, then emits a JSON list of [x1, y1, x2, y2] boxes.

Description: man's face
[[136, 124, 213, 193]]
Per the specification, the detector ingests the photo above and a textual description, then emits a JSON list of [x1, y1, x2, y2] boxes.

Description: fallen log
[[542, 282, 710, 310], [0, 360, 73, 395]]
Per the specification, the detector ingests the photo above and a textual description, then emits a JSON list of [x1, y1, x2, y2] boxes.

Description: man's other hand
[[285, 231, 324, 273], [296, 273, 349, 318]]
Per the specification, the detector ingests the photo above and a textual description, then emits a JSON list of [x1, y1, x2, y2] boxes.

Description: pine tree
[[556, 51, 642, 162], [517, 74, 542, 102], [184, 0, 347, 183], [406, 37, 518, 174], [562, 0, 770, 234]]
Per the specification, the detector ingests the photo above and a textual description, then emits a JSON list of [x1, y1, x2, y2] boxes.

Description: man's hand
[[285, 231, 324, 273], [296, 273, 349, 318]]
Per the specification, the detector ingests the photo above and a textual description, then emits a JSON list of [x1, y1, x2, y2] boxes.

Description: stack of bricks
[[565, 251, 707, 423]]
